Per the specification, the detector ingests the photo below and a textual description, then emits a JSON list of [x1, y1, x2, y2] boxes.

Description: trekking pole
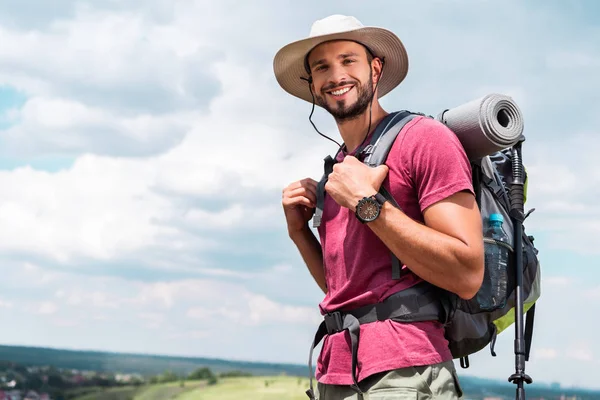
[[508, 137, 532, 400]]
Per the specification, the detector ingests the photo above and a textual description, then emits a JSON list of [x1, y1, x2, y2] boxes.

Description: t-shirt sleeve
[[401, 117, 475, 213]]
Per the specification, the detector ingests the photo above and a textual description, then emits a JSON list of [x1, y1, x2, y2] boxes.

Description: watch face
[[358, 198, 380, 222]]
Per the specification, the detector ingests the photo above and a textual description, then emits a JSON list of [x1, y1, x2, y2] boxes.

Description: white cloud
[[185, 293, 321, 327], [566, 342, 595, 362], [522, 133, 600, 255], [38, 301, 58, 315], [0, 298, 13, 309], [2, 96, 194, 156], [138, 312, 165, 329], [0, 60, 330, 267], [0, 158, 176, 263], [0, 261, 321, 364], [168, 330, 209, 340], [534, 347, 559, 360]]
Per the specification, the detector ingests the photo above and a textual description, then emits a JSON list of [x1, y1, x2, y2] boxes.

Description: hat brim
[[273, 26, 408, 104]]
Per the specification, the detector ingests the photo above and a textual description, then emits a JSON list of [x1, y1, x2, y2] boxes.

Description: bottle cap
[[489, 213, 504, 224]]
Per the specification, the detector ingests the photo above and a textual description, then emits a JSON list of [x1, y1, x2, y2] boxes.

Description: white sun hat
[[273, 14, 409, 104]]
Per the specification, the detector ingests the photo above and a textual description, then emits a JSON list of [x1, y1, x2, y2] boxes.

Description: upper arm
[[404, 117, 482, 245], [423, 190, 483, 249]]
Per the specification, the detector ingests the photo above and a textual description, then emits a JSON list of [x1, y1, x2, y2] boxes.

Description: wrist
[[288, 224, 313, 241], [351, 188, 378, 212]]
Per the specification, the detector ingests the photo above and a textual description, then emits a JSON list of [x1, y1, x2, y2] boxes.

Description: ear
[[308, 75, 315, 93], [371, 58, 384, 85]]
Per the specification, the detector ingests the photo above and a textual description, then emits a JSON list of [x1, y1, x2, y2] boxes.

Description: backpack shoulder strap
[[360, 110, 419, 167], [312, 111, 418, 229], [360, 111, 420, 279]]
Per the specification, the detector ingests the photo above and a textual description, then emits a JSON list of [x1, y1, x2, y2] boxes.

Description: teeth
[[331, 87, 351, 96]]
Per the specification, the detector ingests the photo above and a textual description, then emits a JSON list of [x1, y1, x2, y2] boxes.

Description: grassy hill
[[0, 344, 306, 377], [66, 377, 308, 400], [2, 344, 600, 399], [69, 376, 600, 400], [71, 380, 207, 400]]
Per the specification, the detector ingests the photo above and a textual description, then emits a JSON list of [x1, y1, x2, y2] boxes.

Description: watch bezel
[[355, 194, 384, 223]]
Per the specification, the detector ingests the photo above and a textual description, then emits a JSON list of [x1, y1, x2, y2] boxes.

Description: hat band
[[302, 39, 379, 76]]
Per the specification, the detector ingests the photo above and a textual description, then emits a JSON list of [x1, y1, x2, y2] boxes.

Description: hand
[[325, 156, 389, 212], [282, 178, 318, 234]]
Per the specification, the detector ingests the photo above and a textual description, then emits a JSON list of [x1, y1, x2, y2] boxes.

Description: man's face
[[306, 40, 378, 122]]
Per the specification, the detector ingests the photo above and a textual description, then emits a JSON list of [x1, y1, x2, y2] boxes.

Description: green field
[[71, 377, 310, 400], [176, 376, 310, 400]]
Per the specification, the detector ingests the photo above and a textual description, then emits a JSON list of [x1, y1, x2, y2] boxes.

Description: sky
[[0, 0, 599, 391]]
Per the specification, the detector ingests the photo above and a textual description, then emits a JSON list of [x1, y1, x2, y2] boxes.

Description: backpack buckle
[[324, 311, 344, 334], [357, 144, 374, 162]]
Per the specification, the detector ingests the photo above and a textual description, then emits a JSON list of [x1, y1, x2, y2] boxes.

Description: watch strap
[[374, 192, 387, 206]]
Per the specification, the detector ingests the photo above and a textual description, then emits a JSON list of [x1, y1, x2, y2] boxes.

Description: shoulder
[[391, 114, 468, 164], [402, 114, 459, 145]]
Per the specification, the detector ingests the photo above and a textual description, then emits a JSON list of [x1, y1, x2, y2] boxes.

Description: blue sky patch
[[0, 85, 26, 129]]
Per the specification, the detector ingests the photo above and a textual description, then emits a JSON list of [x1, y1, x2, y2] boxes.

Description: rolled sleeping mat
[[436, 93, 524, 160]]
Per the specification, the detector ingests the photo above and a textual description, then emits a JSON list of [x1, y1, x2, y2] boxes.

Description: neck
[[337, 102, 388, 154]]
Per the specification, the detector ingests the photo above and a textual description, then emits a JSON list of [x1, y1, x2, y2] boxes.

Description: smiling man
[[274, 15, 484, 400]]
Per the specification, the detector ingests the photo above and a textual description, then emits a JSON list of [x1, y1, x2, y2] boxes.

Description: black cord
[[301, 76, 344, 150], [301, 57, 386, 157], [356, 58, 385, 157]]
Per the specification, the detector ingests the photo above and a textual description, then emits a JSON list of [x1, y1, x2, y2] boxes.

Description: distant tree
[[25, 374, 44, 390], [47, 371, 67, 389], [218, 370, 252, 378], [160, 370, 178, 383], [187, 367, 215, 381]]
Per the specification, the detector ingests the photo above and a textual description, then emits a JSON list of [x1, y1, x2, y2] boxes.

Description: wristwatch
[[355, 193, 387, 223]]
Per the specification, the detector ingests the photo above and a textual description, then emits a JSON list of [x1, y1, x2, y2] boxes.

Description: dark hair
[[303, 40, 378, 75]]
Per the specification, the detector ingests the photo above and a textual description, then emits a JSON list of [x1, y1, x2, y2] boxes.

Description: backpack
[[305, 110, 541, 399]]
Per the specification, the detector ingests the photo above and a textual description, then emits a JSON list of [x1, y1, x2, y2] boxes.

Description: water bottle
[[477, 213, 510, 311]]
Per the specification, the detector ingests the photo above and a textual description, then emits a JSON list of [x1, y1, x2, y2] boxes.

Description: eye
[[343, 59, 356, 65]]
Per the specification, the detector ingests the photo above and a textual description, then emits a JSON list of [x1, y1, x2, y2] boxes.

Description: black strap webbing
[[306, 282, 441, 397], [312, 155, 336, 228], [524, 303, 536, 361], [379, 185, 403, 280], [312, 111, 416, 229]]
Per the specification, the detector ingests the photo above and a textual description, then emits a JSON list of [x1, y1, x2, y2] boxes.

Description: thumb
[[373, 164, 389, 187]]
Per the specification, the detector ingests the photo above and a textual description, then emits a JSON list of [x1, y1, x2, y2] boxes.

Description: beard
[[315, 75, 374, 123]]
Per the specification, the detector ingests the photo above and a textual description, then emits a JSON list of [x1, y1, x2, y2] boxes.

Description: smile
[[327, 85, 354, 97]]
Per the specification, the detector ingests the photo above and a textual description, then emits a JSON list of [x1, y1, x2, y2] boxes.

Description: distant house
[[5, 390, 21, 400], [23, 391, 40, 400]]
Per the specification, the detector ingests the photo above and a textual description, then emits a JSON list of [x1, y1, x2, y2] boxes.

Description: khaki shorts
[[315, 360, 464, 400]]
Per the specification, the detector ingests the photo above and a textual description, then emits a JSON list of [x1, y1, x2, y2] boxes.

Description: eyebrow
[[310, 52, 360, 69]]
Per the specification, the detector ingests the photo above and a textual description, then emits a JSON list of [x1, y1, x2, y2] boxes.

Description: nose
[[324, 64, 350, 88]]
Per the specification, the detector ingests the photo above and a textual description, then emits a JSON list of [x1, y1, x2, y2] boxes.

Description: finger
[[304, 182, 318, 199], [283, 180, 308, 197], [293, 179, 318, 198], [283, 196, 314, 209], [285, 180, 305, 191], [304, 178, 319, 191], [287, 186, 317, 204], [373, 164, 390, 186]]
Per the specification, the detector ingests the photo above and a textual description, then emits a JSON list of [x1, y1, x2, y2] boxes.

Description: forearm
[[289, 226, 327, 294], [367, 202, 483, 299]]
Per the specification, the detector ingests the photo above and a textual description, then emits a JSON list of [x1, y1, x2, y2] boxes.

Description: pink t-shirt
[[315, 115, 474, 385]]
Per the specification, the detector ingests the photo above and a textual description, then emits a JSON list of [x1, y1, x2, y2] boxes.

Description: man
[[273, 15, 484, 399]]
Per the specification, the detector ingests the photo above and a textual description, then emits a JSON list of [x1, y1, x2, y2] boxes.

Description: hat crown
[[309, 15, 364, 38]]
